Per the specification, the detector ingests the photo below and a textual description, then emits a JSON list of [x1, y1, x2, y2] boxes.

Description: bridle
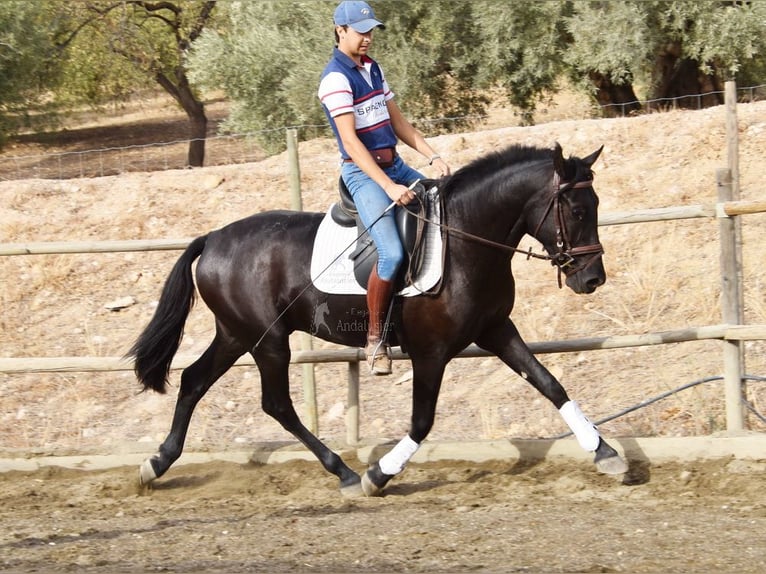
[[531, 172, 605, 287], [409, 171, 604, 288]]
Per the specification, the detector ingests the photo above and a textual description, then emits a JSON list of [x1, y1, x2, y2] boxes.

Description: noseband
[[532, 172, 604, 287]]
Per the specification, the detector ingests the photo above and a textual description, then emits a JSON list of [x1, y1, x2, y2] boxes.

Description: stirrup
[[365, 340, 392, 376]]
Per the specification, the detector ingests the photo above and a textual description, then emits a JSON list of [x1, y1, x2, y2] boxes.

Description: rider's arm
[[335, 112, 413, 205], [386, 99, 451, 176]]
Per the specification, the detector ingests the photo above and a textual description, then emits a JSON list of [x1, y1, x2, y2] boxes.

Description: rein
[[411, 172, 604, 288]]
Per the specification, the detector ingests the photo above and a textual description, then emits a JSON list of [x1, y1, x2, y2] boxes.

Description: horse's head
[[531, 143, 606, 294]]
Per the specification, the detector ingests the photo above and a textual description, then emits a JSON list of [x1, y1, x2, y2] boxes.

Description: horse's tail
[[126, 234, 208, 394]]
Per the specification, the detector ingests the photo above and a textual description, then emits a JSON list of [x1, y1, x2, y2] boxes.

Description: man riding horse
[[318, 1, 451, 375]]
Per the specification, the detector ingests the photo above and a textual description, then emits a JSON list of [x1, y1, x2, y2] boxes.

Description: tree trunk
[[186, 100, 207, 168], [651, 41, 723, 111], [588, 71, 642, 117], [156, 71, 208, 167]]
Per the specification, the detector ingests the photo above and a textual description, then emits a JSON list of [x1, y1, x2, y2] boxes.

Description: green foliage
[[5, 0, 766, 152], [0, 2, 45, 101], [563, 0, 766, 102], [473, 0, 571, 123], [188, 0, 491, 152], [644, 0, 766, 86], [0, 0, 62, 139], [564, 1, 649, 86], [2, 0, 218, 145], [372, 1, 487, 131], [684, 0, 766, 80], [188, 1, 334, 153], [57, 0, 209, 104], [56, 22, 151, 106]]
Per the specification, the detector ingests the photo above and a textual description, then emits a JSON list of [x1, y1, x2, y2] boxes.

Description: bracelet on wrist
[[428, 154, 441, 166]]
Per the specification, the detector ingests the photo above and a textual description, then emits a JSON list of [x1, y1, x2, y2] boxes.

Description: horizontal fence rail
[[2, 324, 765, 374], [0, 237, 194, 256], [2, 324, 764, 444], [1, 198, 765, 257]]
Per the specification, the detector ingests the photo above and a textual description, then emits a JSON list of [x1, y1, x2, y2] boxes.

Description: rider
[[318, 0, 451, 375]]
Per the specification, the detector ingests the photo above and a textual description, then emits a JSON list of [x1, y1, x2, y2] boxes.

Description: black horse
[[128, 143, 628, 497]]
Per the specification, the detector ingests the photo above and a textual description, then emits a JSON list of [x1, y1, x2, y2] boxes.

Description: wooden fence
[[2, 82, 764, 445]]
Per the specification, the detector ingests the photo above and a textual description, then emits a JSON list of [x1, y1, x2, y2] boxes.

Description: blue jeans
[[340, 156, 424, 281]]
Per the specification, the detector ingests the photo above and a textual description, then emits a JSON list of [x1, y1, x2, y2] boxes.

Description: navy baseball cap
[[334, 1, 385, 33]]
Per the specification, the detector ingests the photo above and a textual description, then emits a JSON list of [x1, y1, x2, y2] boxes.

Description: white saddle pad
[[310, 188, 443, 296]]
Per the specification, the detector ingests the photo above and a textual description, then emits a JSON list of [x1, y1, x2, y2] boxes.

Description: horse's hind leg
[[253, 343, 363, 497], [477, 319, 628, 475], [139, 332, 245, 488]]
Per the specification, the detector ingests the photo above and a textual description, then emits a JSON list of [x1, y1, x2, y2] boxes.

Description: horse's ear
[[552, 142, 565, 178], [582, 145, 604, 168]]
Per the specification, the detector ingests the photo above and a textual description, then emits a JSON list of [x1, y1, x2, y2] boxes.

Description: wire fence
[[601, 82, 766, 115], [1, 84, 764, 182]]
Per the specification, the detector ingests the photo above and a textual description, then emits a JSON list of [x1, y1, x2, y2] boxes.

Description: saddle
[[330, 178, 434, 291]]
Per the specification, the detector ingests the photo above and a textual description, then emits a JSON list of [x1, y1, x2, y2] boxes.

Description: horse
[[128, 142, 628, 497]]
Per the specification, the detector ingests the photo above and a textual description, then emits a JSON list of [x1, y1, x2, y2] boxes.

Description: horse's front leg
[[477, 319, 628, 475], [361, 357, 447, 496]]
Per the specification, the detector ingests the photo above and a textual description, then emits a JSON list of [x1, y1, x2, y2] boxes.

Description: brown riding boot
[[365, 267, 395, 375]]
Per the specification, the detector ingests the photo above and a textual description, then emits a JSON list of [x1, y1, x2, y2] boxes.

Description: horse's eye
[[571, 206, 586, 221]]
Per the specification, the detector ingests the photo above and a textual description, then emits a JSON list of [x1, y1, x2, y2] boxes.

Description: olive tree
[[563, 0, 766, 115], [55, 0, 218, 166], [0, 1, 61, 143], [187, 0, 487, 152], [188, 1, 333, 153]]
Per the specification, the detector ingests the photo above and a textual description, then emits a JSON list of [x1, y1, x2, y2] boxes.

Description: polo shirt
[[318, 47, 398, 160]]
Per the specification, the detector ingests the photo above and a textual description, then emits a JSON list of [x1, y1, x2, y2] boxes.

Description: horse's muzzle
[[564, 253, 606, 294]]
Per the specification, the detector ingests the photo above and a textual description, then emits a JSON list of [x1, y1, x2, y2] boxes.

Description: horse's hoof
[[361, 462, 393, 497], [361, 472, 384, 497], [596, 454, 629, 475], [339, 474, 364, 499], [340, 481, 364, 498], [138, 458, 157, 487]]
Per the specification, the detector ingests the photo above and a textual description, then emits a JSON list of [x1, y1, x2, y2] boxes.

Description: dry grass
[[1, 95, 765, 455]]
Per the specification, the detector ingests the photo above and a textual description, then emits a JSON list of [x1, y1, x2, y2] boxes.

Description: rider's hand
[[431, 157, 451, 177], [385, 182, 415, 206]]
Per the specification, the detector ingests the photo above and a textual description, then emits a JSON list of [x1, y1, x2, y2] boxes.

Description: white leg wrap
[[379, 435, 420, 476], [559, 400, 600, 452]]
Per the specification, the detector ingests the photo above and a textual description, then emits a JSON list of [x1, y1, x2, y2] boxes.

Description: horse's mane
[[440, 144, 594, 197], [440, 144, 554, 196]]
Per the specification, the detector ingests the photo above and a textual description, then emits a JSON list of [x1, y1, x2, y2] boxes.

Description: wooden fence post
[[287, 128, 319, 434], [346, 361, 360, 445], [718, 168, 745, 431], [725, 81, 740, 198], [721, 81, 746, 432]]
